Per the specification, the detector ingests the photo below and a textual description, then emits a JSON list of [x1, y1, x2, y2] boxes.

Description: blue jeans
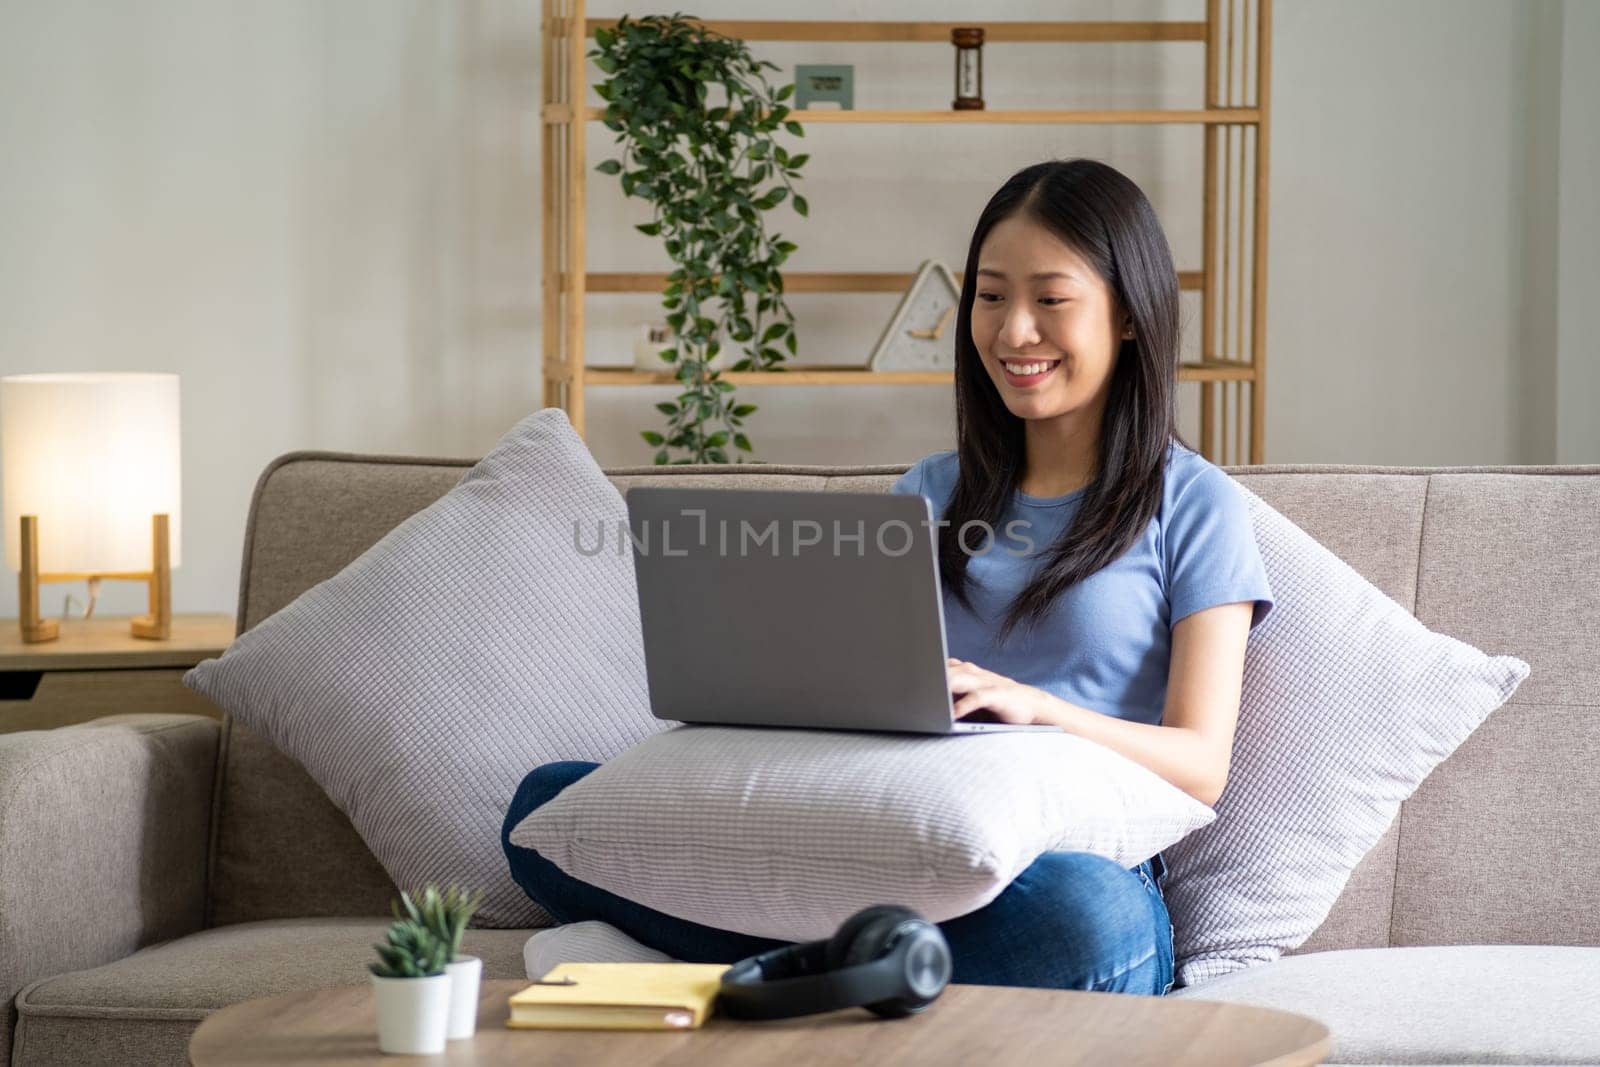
[[502, 761, 1175, 996]]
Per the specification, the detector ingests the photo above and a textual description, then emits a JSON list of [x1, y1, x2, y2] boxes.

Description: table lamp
[[0, 372, 182, 643]]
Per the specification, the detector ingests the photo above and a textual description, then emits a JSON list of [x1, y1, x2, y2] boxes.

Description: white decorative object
[[371, 972, 451, 1055], [633, 323, 675, 373], [444, 955, 483, 1040], [634, 323, 739, 374], [866, 260, 962, 371]]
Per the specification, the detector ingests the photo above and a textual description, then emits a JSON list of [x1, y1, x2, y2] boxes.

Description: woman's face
[[969, 214, 1132, 424]]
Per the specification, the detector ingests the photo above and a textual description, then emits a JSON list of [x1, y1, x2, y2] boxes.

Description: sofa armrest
[[0, 713, 217, 1062]]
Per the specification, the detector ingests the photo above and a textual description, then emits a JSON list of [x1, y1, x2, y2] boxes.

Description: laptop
[[624, 485, 1063, 735]]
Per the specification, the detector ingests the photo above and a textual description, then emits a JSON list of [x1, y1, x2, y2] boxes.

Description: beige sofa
[[2, 451, 1597, 1066]]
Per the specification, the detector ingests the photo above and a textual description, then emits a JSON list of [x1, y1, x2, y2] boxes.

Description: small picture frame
[[794, 64, 854, 111]]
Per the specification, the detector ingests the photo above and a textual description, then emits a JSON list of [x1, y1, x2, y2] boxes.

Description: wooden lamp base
[[17, 513, 173, 643]]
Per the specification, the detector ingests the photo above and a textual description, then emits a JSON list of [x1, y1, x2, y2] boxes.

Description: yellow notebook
[[507, 963, 732, 1031]]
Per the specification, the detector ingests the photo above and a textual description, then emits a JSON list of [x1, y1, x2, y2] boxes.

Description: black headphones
[[716, 905, 953, 1020]]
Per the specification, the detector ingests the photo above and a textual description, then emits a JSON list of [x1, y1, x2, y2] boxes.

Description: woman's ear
[[1122, 318, 1135, 340]]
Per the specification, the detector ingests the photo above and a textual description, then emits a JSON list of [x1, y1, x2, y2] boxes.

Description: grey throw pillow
[[1162, 482, 1530, 987], [184, 409, 669, 927], [509, 723, 1216, 940]]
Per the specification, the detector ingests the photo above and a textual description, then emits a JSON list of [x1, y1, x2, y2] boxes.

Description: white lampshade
[[1, 373, 182, 575]]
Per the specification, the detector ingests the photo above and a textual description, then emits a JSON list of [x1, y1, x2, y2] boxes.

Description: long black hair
[[940, 158, 1189, 646]]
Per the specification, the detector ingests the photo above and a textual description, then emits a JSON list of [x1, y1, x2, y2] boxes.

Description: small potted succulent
[[368, 917, 451, 1055], [396, 885, 485, 1040]]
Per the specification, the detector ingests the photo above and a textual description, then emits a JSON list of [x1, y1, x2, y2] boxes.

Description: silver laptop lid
[[624, 486, 956, 733]]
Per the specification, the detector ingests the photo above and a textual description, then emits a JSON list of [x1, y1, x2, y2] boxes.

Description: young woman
[[503, 158, 1273, 997]]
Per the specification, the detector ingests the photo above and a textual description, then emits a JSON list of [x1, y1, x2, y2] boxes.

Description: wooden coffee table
[[190, 979, 1330, 1065]]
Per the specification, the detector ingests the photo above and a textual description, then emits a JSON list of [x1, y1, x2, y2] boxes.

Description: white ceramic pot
[[444, 954, 483, 1040], [371, 972, 451, 1055]]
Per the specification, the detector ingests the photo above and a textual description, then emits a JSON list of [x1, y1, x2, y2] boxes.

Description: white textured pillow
[[509, 724, 1216, 941], [184, 409, 670, 927], [1162, 482, 1530, 987]]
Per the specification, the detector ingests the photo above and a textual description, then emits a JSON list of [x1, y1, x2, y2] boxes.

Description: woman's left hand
[[946, 658, 1059, 726]]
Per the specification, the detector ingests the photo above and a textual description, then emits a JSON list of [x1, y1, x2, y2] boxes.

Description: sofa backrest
[[209, 453, 1600, 951]]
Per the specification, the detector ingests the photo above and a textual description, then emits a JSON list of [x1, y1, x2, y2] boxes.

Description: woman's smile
[[999, 357, 1062, 388]]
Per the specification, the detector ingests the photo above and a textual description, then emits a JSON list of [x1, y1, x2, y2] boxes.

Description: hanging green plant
[[590, 12, 809, 464]]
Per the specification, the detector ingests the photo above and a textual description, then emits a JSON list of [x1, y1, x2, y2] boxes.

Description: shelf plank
[[582, 20, 1207, 43], [576, 106, 1259, 126], [585, 368, 953, 386], [582, 363, 1258, 386], [1183, 361, 1261, 381], [584, 271, 1205, 293]]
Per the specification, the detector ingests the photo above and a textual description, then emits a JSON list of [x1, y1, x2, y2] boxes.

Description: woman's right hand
[[946, 658, 1058, 726]]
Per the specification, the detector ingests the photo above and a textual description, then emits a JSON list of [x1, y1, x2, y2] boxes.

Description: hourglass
[[952, 27, 985, 111]]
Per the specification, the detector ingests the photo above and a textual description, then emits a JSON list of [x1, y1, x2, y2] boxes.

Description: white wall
[[0, 0, 1594, 620], [1555, 0, 1600, 463], [1, 2, 318, 619]]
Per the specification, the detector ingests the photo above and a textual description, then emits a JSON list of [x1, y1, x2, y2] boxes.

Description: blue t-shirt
[[890, 441, 1274, 727]]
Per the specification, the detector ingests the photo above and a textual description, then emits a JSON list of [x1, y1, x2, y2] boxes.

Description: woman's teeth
[[1002, 360, 1058, 376]]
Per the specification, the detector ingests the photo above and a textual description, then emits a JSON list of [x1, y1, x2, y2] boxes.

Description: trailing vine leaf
[[589, 12, 808, 464]]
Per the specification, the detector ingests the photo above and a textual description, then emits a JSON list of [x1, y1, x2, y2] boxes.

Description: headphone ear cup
[[841, 910, 949, 1019], [825, 905, 915, 972]]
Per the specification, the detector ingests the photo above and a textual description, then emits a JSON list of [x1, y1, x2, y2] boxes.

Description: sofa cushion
[[11, 920, 533, 1067], [1171, 945, 1600, 1065], [185, 408, 671, 927], [510, 724, 1215, 940], [1161, 483, 1529, 986], [1221, 467, 1600, 958], [1385, 472, 1600, 950]]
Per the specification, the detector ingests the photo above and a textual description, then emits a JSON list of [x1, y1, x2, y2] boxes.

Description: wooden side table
[[190, 979, 1331, 1066], [0, 613, 235, 733]]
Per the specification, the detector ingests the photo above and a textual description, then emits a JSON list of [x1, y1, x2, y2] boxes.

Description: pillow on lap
[[508, 723, 1216, 941], [184, 409, 669, 927], [1162, 483, 1529, 987]]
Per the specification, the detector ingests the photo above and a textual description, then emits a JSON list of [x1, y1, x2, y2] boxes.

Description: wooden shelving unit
[[542, 2, 1271, 463]]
